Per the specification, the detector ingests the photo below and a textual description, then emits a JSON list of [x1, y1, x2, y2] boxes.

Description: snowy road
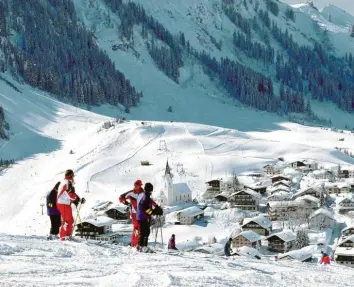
[[0, 234, 353, 287]]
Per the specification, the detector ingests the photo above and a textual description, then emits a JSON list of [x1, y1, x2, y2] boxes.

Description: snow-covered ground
[[1, 234, 354, 287], [2, 71, 354, 284]]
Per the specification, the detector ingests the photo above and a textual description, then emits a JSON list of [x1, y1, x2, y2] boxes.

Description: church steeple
[[165, 160, 171, 175]]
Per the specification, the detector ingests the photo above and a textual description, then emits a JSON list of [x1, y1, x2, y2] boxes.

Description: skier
[[168, 234, 178, 250], [119, 179, 146, 247], [224, 238, 233, 256], [46, 182, 61, 240], [136, 183, 163, 252], [320, 251, 331, 265], [57, 169, 85, 241]]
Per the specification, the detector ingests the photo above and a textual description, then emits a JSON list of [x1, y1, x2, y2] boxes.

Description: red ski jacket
[[119, 187, 145, 214]]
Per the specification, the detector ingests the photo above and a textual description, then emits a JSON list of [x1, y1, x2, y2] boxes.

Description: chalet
[[246, 183, 268, 194], [75, 216, 119, 242], [204, 180, 221, 199], [342, 226, 354, 237], [278, 249, 312, 262], [231, 230, 262, 249], [334, 248, 354, 267], [293, 187, 320, 199], [267, 191, 293, 201], [325, 182, 351, 194], [267, 200, 315, 221], [271, 175, 291, 184], [338, 234, 354, 248], [241, 215, 272, 236], [309, 208, 336, 229], [228, 189, 261, 211], [263, 164, 280, 175], [302, 160, 318, 171], [266, 230, 296, 253], [311, 170, 335, 181], [214, 194, 228, 202], [338, 198, 354, 214], [294, 195, 320, 209], [273, 180, 290, 188], [340, 169, 354, 179], [166, 206, 204, 225], [290, 161, 306, 169], [104, 205, 130, 221]]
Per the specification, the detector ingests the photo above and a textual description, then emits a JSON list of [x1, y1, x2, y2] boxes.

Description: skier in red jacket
[[119, 180, 152, 247], [57, 169, 85, 241], [320, 251, 331, 265]]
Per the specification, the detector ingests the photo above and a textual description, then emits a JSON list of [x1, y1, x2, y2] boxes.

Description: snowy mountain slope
[[70, 0, 354, 130], [291, 2, 354, 55], [1, 86, 354, 237], [1, 234, 354, 287]]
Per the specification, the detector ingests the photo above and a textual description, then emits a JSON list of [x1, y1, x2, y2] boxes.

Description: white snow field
[[0, 233, 354, 287], [2, 79, 354, 285]]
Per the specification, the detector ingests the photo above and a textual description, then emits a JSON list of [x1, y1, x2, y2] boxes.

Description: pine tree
[[350, 25, 354, 38], [295, 230, 310, 249]]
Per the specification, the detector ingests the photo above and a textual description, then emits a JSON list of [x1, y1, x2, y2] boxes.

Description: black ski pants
[[138, 219, 150, 247], [49, 215, 61, 235]]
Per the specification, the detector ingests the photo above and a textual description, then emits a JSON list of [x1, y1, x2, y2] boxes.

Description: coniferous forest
[[0, 0, 354, 130]]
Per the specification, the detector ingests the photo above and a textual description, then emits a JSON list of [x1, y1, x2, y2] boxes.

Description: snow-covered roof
[[310, 208, 336, 220], [273, 180, 290, 187], [242, 215, 272, 229], [267, 191, 293, 200], [325, 182, 350, 189], [106, 204, 128, 213], [342, 225, 354, 233], [234, 230, 261, 243], [334, 246, 354, 256], [193, 243, 224, 255], [313, 169, 333, 176], [173, 183, 192, 196], [271, 174, 291, 180], [229, 188, 262, 199], [234, 246, 261, 258], [268, 201, 305, 208], [338, 198, 354, 206], [82, 216, 116, 227], [178, 206, 204, 218], [293, 187, 319, 197], [295, 195, 320, 204], [267, 230, 296, 243], [279, 249, 312, 262], [339, 234, 354, 245]]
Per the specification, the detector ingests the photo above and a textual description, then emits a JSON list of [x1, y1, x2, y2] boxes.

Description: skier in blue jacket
[[136, 183, 163, 251]]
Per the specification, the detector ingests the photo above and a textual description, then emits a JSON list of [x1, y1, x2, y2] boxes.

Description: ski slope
[[2, 77, 354, 285], [1, 234, 354, 287]]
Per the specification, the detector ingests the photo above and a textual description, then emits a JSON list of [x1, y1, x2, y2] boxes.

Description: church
[[157, 161, 193, 206]]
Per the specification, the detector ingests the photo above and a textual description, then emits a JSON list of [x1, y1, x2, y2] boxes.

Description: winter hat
[[134, 179, 143, 186], [65, 169, 74, 178], [144, 182, 153, 193]]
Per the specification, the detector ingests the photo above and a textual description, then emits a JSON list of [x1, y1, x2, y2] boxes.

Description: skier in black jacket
[[46, 182, 61, 240]]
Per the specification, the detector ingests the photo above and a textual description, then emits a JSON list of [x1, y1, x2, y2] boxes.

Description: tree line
[[0, 0, 142, 109]]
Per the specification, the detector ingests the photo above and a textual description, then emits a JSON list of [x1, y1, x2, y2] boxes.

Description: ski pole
[[72, 202, 82, 236], [159, 216, 163, 248]]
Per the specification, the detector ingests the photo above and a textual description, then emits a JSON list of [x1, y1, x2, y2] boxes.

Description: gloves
[[152, 205, 163, 216], [73, 197, 80, 207], [81, 198, 86, 204]]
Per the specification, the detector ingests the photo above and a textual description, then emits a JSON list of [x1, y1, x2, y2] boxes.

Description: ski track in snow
[[0, 234, 353, 287]]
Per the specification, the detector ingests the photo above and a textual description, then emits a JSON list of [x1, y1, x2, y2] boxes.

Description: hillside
[[1, 89, 354, 284], [1, 0, 354, 134]]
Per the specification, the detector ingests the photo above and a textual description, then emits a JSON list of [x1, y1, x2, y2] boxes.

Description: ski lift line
[[89, 127, 164, 183]]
